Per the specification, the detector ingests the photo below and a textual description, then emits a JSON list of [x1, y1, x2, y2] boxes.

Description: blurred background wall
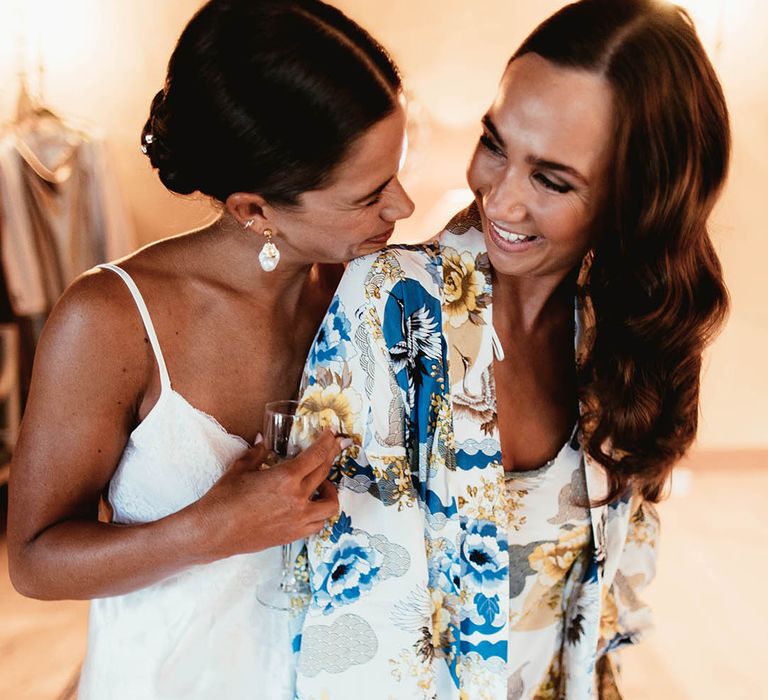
[[0, 0, 765, 453]]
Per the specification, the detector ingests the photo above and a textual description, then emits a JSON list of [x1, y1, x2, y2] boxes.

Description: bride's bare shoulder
[[44, 227, 211, 353]]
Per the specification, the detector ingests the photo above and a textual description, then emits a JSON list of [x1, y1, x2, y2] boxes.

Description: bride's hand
[[193, 429, 343, 559]]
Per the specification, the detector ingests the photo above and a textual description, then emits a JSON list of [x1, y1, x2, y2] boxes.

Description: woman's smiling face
[[467, 53, 615, 281], [266, 105, 414, 265]]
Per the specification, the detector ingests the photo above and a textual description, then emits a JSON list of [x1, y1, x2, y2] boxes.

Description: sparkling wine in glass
[[256, 400, 310, 611]]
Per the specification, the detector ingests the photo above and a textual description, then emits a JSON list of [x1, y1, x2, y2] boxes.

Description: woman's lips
[[365, 227, 395, 246], [488, 220, 540, 252]]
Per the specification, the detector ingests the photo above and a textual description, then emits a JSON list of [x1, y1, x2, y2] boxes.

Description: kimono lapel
[[436, 215, 510, 697]]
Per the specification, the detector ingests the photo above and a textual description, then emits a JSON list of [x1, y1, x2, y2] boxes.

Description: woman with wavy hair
[[294, 0, 729, 697]]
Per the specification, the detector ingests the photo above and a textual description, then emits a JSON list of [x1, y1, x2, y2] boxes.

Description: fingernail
[[253, 433, 263, 445], [339, 437, 354, 450]]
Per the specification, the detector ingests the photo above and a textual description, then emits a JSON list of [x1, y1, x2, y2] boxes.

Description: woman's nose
[[383, 178, 415, 222], [484, 173, 528, 224]]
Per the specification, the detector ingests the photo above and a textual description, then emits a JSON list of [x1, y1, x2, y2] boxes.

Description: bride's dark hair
[[514, 0, 730, 503], [141, 0, 401, 205]]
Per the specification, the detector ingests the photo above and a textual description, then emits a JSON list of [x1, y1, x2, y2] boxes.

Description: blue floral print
[[307, 296, 352, 369], [461, 519, 509, 588], [312, 513, 383, 614]]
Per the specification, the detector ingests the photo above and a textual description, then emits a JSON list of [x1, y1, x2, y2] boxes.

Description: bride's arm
[[8, 269, 340, 600]]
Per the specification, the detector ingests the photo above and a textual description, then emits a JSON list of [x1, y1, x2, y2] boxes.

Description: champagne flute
[[256, 400, 310, 611]]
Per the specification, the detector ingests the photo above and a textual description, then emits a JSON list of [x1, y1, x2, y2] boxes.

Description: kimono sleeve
[[599, 495, 660, 655], [296, 250, 415, 507], [293, 250, 441, 699]]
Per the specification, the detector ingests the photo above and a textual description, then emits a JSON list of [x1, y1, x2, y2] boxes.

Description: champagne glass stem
[[279, 543, 297, 592], [256, 400, 309, 610]]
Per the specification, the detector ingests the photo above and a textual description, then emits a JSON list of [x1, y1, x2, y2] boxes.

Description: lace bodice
[[78, 264, 294, 700]]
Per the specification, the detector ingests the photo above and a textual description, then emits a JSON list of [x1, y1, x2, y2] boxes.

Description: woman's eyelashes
[[364, 193, 384, 207], [479, 132, 574, 195], [362, 177, 397, 207], [533, 172, 573, 194], [479, 133, 505, 157]]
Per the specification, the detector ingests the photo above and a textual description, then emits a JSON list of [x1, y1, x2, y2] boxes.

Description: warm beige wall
[[0, 0, 217, 242], [0, 0, 765, 450]]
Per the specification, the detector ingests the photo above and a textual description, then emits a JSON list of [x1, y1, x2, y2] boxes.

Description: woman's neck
[[492, 268, 577, 335], [199, 215, 316, 316]]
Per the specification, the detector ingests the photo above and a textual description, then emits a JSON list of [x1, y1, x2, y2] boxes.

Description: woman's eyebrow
[[482, 114, 588, 185], [481, 114, 505, 148], [526, 156, 588, 185], [351, 176, 393, 205]]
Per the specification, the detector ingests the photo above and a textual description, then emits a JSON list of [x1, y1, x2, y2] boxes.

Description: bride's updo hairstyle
[[141, 0, 401, 205]]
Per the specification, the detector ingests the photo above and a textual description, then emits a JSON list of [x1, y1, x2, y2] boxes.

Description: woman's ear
[[225, 192, 271, 229]]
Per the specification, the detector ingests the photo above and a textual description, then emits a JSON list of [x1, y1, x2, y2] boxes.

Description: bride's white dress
[[78, 264, 295, 700]]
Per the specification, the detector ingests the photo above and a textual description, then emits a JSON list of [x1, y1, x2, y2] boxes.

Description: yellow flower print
[[531, 654, 562, 700], [364, 307, 385, 342], [388, 647, 435, 694], [370, 455, 415, 509], [505, 485, 529, 533], [442, 247, 489, 328], [528, 526, 591, 587], [431, 589, 452, 646], [296, 383, 361, 447], [458, 473, 508, 529], [365, 250, 405, 301], [626, 499, 659, 549], [600, 587, 619, 641]]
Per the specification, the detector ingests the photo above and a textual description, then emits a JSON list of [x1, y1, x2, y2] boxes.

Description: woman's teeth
[[491, 222, 537, 244]]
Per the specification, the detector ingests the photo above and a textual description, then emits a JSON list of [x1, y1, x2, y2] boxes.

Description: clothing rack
[[0, 286, 21, 487], [0, 42, 54, 486], [0, 73, 136, 486]]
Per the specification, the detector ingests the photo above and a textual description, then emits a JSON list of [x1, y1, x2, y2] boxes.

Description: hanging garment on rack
[[0, 255, 38, 419], [0, 116, 135, 317]]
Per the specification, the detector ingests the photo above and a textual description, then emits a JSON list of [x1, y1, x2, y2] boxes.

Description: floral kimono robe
[[293, 204, 658, 699]]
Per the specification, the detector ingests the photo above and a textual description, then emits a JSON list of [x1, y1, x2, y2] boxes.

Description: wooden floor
[[0, 542, 88, 699], [1, 460, 766, 699], [620, 461, 768, 700]]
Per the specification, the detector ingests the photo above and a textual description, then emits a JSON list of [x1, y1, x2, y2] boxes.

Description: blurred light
[[399, 131, 409, 174], [399, 88, 431, 181], [673, 0, 726, 56], [423, 188, 474, 236], [6, 0, 105, 103], [669, 466, 694, 499]]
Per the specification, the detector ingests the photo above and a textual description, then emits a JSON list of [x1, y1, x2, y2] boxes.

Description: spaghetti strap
[[97, 263, 171, 391]]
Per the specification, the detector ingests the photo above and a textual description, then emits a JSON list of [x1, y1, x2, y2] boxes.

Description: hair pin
[[141, 133, 155, 155]]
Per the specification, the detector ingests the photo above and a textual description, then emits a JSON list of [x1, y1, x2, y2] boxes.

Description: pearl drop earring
[[258, 228, 280, 272]]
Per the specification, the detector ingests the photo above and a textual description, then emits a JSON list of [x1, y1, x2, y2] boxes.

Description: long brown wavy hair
[[514, 0, 731, 503]]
